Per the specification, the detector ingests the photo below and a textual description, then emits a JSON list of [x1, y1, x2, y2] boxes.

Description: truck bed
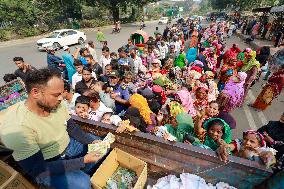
[[73, 115, 273, 189]]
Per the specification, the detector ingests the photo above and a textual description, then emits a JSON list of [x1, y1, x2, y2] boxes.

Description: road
[[0, 21, 283, 139]]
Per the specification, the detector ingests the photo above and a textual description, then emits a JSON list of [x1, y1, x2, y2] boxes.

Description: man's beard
[[37, 101, 60, 112]]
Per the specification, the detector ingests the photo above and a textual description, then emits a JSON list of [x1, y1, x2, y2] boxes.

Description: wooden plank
[[73, 116, 273, 189]]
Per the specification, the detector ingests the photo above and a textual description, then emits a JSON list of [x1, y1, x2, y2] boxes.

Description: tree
[[87, 0, 158, 23]]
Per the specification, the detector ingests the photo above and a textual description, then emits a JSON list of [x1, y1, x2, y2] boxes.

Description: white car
[[158, 17, 169, 25], [37, 29, 87, 50]]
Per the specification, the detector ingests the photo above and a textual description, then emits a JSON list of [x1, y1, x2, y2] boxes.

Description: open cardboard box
[[0, 160, 35, 189], [91, 148, 147, 189]]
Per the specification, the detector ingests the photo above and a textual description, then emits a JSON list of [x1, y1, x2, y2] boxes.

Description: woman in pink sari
[[218, 72, 247, 112]]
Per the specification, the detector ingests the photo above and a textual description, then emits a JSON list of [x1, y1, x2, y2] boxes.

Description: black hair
[[118, 47, 126, 53], [13, 57, 24, 62], [102, 112, 113, 118], [82, 66, 92, 73], [75, 95, 90, 106], [79, 48, 88, 56], [207, 119, 225, 131], [110, 52, 117, 57], [110, 60, 119, 70], [64, 81, 71, 93], [86, 91, 100, 103], [3, 74, 17, 83], [25, 68, 61, 94], [74, 59, 83, 66], [102, 46, 110, 52], [85, 54, 93, 60]]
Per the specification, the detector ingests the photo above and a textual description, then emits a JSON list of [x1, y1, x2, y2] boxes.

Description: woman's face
[[243, 133, 261, 149], [208, 124, 223, 141], [196, 89, 207, 99], [207, 103, 219, 117], [82, 70, 92, 82]]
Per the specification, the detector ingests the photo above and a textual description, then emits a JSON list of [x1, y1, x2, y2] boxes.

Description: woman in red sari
[[251, 65, 284, 110]]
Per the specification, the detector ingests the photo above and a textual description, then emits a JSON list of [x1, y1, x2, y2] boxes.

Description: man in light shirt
[[71, 60, 97, 89], [86, 41, 98, 63], [129, 47, 146, 74], [99, 46, 112, 74]]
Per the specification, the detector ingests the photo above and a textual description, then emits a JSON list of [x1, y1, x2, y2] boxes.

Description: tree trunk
[[111, 3, 120, 23]]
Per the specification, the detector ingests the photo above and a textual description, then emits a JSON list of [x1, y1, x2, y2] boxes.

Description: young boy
[[72, 95, 90, 119]]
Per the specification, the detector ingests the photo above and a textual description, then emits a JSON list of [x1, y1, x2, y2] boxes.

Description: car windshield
[[47, 32, 60, 38]]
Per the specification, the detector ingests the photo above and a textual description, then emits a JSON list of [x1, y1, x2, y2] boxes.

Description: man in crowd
[[107, 70, 130, 114], [73, 47, 89, 65], [100, 46, 112, 74], [0, 68, 105, 189], [13, 57, 36, 81], [258, 112, 284, 159], [62, 46, 76, 83], [129, 47, 146, 74], [85, 54, 103, 79], [86, 40, 98, 63]]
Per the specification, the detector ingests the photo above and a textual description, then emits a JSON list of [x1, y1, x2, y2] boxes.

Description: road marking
[[243, 103, 258, 130], [248, 90, 268, 126]]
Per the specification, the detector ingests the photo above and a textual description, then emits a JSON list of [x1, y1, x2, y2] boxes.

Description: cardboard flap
[[91, 149, 119, 187]]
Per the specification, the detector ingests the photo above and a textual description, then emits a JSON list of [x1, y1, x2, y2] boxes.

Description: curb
[[0, 20, 157, 48]]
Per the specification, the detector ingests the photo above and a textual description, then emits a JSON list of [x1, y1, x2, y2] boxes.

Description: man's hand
[[84, 152, 103, 164], [110, 92, 119, 99]]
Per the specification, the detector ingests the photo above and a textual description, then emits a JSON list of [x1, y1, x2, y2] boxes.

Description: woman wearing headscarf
[[165, 112, 195, 143], [186, 47, 198, 64], [251, 64, 284, 110], [218, 72, 247, 112], [217, 58, 238, 91], [189, 28, 199, 48], [129, 94, 157, 133], [176, 88, 197, 117], [240, 49, 260, 104]]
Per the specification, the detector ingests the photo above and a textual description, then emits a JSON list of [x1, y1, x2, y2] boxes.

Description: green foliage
[[16, 28, 41, 37], [0, 29, 13, 41], [79, 19, 113, 28]]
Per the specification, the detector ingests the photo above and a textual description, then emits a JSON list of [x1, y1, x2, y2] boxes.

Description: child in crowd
[[194, 118, 232, 151], [71, 95, 90, 119], [217, 130, 276, 167]]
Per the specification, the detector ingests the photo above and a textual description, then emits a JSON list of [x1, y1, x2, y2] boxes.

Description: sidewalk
[[235, 30, 282, 55]]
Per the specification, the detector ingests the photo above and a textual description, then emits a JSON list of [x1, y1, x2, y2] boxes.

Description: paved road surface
[[0, 21, 283, 139]]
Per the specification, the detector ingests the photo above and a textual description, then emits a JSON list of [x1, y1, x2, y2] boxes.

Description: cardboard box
[[0, 160, 36, 189], [91, 148, 147, 189]]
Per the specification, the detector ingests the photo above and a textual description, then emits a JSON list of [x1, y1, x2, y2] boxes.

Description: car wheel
[[52, 42, 61, 50], [78, 37, 85, 45]]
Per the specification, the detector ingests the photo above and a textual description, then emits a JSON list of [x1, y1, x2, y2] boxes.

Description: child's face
[[208, 124, 223, 141], [101, 114, 111, 124], [75, 103, 89, 118], [243, 133, 261, 150], [207, 103, 219, 117]]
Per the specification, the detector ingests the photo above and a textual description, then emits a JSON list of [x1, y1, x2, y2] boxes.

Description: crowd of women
[[6, 18, 284, 173]]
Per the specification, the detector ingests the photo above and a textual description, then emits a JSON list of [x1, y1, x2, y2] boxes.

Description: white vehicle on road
[[158, 17, 169, 25], [37, 29, 86, 50]]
